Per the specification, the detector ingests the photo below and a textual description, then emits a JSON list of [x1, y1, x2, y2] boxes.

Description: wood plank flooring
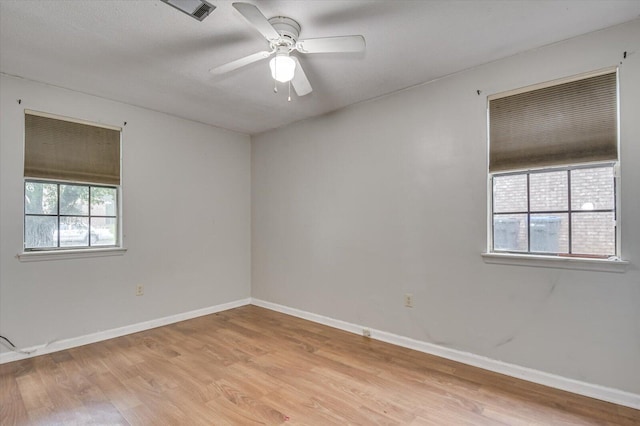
[[1, 305, 638, 425]]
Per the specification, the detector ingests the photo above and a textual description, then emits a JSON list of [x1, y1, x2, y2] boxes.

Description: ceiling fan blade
[[291, 57, 312, 96], [209, 50, 272, 75], [296, 35, 365, 54], [232, 2, 280, 41]]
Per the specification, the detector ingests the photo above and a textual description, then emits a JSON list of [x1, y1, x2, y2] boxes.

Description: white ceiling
[[1, 1, 639, 135]]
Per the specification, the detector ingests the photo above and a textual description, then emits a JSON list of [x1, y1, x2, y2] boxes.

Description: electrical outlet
[[404, 293, 413, 308], [136, 284, 144, 296], [362, 328, 371, 338]]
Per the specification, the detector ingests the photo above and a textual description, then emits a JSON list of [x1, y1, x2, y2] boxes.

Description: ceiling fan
[[210, 2, 366, 98]]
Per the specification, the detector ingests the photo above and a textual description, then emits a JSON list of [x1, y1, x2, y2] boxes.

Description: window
[[25, 181, 118, 249], [488, 70, 619, 260], [23, 111, 121, 252], [492, 165, 615, 257]]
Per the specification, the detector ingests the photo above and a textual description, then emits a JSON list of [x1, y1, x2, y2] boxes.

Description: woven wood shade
[[489, 72, 617, 172], [24, 113, 120, 185]]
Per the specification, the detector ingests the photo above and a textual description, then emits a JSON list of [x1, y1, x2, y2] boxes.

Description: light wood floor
[[1, 305, 638, 425]]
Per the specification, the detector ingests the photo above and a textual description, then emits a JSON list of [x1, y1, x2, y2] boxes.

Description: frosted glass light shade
[[269, 55, 296, 83]]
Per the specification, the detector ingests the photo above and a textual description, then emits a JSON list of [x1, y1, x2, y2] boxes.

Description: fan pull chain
[[288, 81, 291, 102], [273, 58, 278, 92]]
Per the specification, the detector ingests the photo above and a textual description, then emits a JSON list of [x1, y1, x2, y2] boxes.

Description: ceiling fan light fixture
[[269, 55, 296, 83]]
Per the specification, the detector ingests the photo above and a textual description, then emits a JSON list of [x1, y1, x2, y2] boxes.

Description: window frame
[[23, 178, 121, 252], [489, 162, 619, 258], [483, 68, 627, 272], [18, 110, 126, 261]]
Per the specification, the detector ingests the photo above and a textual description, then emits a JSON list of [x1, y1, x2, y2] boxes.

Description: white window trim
[[17, 247, 127, 262], [25, 109, 122, 131], [481, 252, 628, 273], [484, 164, 627, 273]]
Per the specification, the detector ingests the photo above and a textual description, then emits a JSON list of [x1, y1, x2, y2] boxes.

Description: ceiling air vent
[[161, 0, 216, 22]]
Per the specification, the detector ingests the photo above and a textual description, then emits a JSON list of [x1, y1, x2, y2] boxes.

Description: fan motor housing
[[268, 16, 301, 46]]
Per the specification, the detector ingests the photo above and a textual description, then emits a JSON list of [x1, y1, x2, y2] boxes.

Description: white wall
[[252, 20, 640, 394], [1, 19, 638, 401], [0, 75, 251, 354]]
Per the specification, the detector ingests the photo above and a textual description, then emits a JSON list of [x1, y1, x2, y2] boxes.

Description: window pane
[[571, 212, 615, 256], [530, 171, 567, 212], [58, 217, 89, 246], [571, 167, 614, 211], [60, 185, 89, 215], [91, 187, 117, 216], [493, 214, 527, 252], [493, 175, 527, 213], [91, 217, 117, 246], [25, 182, 57, 214], [530, 214, 568, 254], [25, 216, 57, 248]]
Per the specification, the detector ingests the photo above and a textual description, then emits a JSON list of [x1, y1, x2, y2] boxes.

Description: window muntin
[[25, 180, 118, 250], [491, 164, 616, 258]]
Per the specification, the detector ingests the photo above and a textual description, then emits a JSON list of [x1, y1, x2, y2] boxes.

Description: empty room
[[1, 0, 639, 424]]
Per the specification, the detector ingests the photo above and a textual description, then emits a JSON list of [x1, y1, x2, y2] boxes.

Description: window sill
[[17, 247, 127, 262], [481, 252, 629, 273]]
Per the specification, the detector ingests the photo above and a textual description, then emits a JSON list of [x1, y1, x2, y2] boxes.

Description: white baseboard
[[250, 298, 640, 410], [3, 296, 637, 409], [0, 298, 251, 364]]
